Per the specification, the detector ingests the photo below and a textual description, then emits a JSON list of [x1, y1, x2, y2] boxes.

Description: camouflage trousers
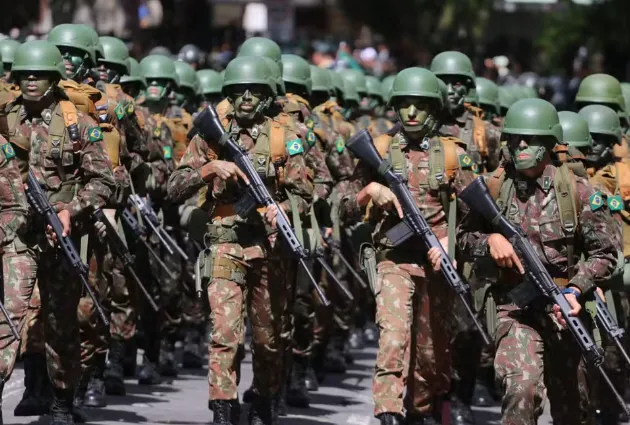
[[0, 244, 38, 384], [206, 241, 294, 401], [292, 258, 316, 359], [494, 304, 593, 425], [372, 260, 453, 417]]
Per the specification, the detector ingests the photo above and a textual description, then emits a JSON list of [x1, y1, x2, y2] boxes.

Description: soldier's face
[[442, 76, 468, 110], [230, 84, 266, 119], [396, 97, 431, 131], [589, 133, 617, 165], [146, 79, 171, 101], [506, 134, 550, 170], [59, 47, 88, 79], [18, 73, 54, 101], [94, 63, 122, 83], [121, 81, 142, 99]]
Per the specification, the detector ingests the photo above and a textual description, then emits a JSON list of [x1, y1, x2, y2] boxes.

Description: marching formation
[[0, 28, 629, 425]]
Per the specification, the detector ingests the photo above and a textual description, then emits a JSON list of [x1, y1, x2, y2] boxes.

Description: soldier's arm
[[167, 133, 216, 203], [571, 177, 620, 294], [0, 137, 28, 244], [453, 146, 475, 217], [338, 162, 374, 224], [305, 139, 334, 202], [65, 114, 116, 218], [455, 177, 494, 261], [279, 134, 314, 216]]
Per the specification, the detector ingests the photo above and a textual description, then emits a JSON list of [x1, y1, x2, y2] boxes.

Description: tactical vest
[[92, 85, 124, 167], [456, 107, 488, 168], [3, 100, 82, 203]]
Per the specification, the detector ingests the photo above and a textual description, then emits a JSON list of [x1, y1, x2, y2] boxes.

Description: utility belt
[[491, 277, 569, 307], [205, 203, 268, 245]]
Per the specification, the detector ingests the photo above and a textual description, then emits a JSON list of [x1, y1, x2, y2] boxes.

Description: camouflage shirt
[[457, 163, 619, 294], [0, 135, 28, 244], [340, 131, 474, 250], [312, 100, 356, 183]]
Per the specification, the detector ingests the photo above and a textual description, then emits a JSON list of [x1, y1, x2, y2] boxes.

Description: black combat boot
[[323, 336, 347, 374], [158, 339, 178, 377], [407, 414, 441, 425], [72, 369, 90, 423], [304, 364, 319, 392], [104, 338, 126, 395], [451, 394, 475, 425], [377, 413, 404, 425], [50, 388, 75, 425], [347, 328, 365, 350], [14, 353, 52, 416], [242, 384, 256, 404], [275, 385, 287, 417], [122, 338, 137, 378], [84, 354, 107, 408], [211, 399, 231, 425], [182, 328, 204, 369], [137, 357, 161, 385], [286, 357, 309, 408], [248, 395, 273, 425]]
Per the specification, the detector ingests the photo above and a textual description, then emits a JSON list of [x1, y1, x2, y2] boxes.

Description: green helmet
[[578, 104, 622, 142], [174, 60, 199, 93], [222, 56, 275, 96], [76, 25, 103, 59], [341, 69, 367, 96], [281, 54, 312, 95], [139, 55, 179, 86], [429, 51, 476, 88], [465, 87, 479, 106], [196, 69, 223, 95], [558, 111, 592, 148], [310, 65, 332, 94], [47, 24, 96, 66], [382, 75, 395, 103], [506, 85, 526, 101], [261, 56, 283, 96], [519, 86, 538, 99], [343, 79, 360, 104], [98, 36, 130, 73], [120, 57, 146, 87], [438, 79, 448, 107], [502, 98, 562, 143], [575, 74, 625, 112], [389, 67, 442, 107], [0, 39, 20, 67], [330, 71, 345, 97], [11, 40, 66, 80], [366, 76, 383, 100], [476, 77, 500, 115], [237, 37, 282, 72], [499, 86, 517, 114]]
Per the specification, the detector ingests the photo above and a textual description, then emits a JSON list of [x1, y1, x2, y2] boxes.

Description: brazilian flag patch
[[115, 103, 125, 120], [153, 127, 161, 138], [459, 154, 473, 169], [286, 139, 304, 156], [589, 191, 604, 211], [608, 195, 624, 212], [305, 116, 315, 130], [336, 137, 345, 153], [88, 127, 103, 142], [126, 102, 135, 116], [1, 143, 15, 159], [163, 146, 172, 159], [472, 163, 479, 174], [306, 131, 316, 146]]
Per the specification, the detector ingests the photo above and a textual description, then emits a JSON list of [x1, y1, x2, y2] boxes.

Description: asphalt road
[[1, 347, 552, 425]]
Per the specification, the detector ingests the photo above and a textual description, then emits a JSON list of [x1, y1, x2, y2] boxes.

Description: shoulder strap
[[438, 137, 460, 181], [471, 114, 488, 157], [269, 120, 287, 164], [388, 135, 407, 181], [553, 163, 580, 280], [104, 84, 119, 102], [615, 161, 630, 200], [488, 166, 506, 201], [5, 103, 21, 138]]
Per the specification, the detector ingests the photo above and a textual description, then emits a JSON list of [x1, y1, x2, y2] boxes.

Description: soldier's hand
[[595, 286, 606, 301], [552, 287, 582, 327], [264, 204, 286, 229], [201, 160, 249, 184], [487, 233, 524, 274], [94, 221, 108, 240], [46, 209, 71, 244], [359, 182, 403, 218], [427, 237, 456, 272]]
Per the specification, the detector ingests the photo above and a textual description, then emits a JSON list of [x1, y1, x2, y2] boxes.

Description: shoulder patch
[[305, 116, 315, 130], [1, 143, 15, 159], [458, 154, 473, 169], [163, 145, 172, 160], [153, 127, 161, 138], [126, 102, 135, 116], [285, 139, 304, 156], [306, 130, 316, 146], [589, 191, 604, 211], [608, 195, 624, 212], [115, 103, 125, 120], [88, 127, 103, 142], [336, 136, 345, 153]]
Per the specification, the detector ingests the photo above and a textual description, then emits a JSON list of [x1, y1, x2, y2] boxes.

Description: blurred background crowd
[[2, 0, 630, 111]]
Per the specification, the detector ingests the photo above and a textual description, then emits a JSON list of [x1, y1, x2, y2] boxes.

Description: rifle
[[593, 292, 630, 367], [93, 208, 158, 312], [346, 130, 490, 345], [26, 170, 109, 327], [128, 194, 189, 262], [193, 106, 330, 307], [321, 230, 368, 290], [459, 176, 629, 414], [119, 207, 176, 280]]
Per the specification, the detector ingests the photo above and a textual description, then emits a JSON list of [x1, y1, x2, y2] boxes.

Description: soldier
[[168, 55, 313, 425], [178, 44, 204, 70], [121, 58, 147, 103], [0, 38, 19, 83], [339, 67, 475, 425], [457, 98, 619, 425], [196, 69, 223, 110], [431, 51, 499, 174], [171, 60, 197, 159], [557, 111, 593, 178], [380, 75, 397, 123], [2, 40, 115, 425], [365, 76, 394, 137], [498, 86, 517, 125], [578, 104, 629, 425]]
